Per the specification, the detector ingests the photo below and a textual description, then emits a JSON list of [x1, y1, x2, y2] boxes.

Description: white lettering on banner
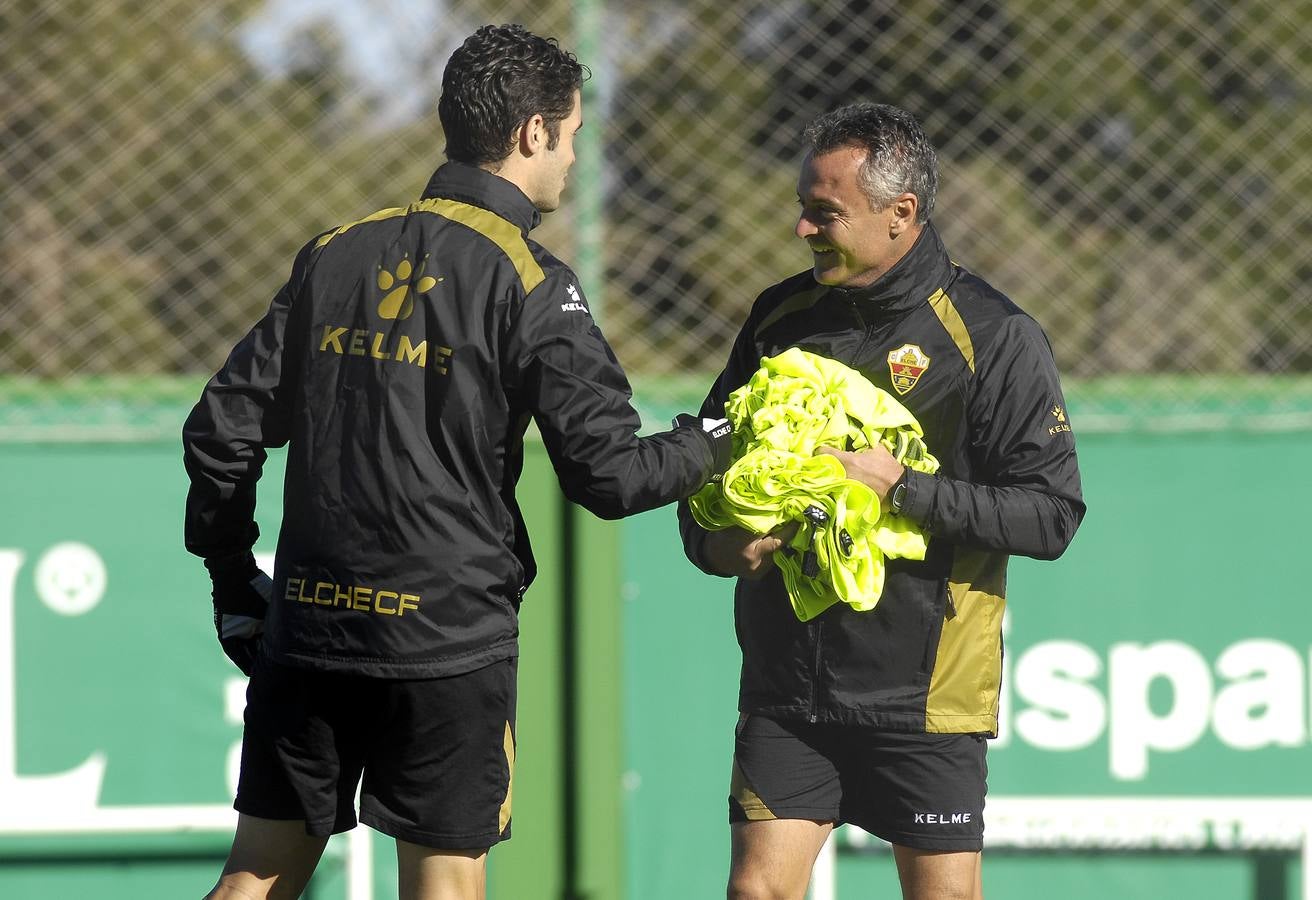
[[1109, 641, 1213, 780], [842, 799, 1312, 852], [0, 549, 108, 816], [1013, 640, 1106, 750], [225, 677, 247, 797], [1212, 640, 1305, 751], [999, 637, 1310, 781], [0, 543, 373, 894], [0, 545, 237, 834], [990, 801, 1312, 851]]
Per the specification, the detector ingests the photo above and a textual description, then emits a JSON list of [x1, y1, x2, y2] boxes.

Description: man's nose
[[795, 215, 817, 239]]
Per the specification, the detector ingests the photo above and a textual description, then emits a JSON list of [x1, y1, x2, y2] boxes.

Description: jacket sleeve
[[181, 241, 310, 559], [506, 269, 716, 520], [676, 311, 763, 575], [898, 315, 1085, 560]]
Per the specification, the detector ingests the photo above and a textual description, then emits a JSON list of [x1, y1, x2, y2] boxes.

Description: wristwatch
[[889, 470, 911, 515]]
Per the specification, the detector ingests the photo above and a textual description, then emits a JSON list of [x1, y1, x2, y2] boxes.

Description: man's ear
[[519, 113, 547, 157], [889, 193, 918, 237]]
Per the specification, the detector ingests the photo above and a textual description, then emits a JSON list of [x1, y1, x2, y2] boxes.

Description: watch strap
[[889, 469, 911, 515]]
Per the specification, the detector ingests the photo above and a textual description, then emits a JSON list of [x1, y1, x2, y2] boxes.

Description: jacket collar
[[829, 221, 955, 315], [421, 162, 542, 234]]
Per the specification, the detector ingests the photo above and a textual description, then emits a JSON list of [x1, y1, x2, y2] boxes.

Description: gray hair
[[803, 103, 938, 223]]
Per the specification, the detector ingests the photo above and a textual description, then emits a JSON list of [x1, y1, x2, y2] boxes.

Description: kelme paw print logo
[[376, 254, 442, 320]]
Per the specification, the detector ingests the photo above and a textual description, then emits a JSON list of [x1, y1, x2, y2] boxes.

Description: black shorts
[[729, 713, 987, 851], [236, 654, 517, 849]]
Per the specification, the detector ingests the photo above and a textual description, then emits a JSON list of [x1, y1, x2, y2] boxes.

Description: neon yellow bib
[[690, 348, 939, 621]]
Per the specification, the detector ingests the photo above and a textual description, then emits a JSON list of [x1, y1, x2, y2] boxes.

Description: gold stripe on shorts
[[730, 759, 777, 821], [498, 721, 515, 832]]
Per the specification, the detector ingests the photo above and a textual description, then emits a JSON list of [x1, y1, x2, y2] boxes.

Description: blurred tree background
[[2, 0, 1309, 425]]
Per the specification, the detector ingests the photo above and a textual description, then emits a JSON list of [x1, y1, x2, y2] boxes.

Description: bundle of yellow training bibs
[[689, 347, 939, 621]]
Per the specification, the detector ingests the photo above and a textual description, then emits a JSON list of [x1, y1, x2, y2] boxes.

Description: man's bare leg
[[203, 814, 329, 900], [726, 818, 834, 900], [892, 845, 982, 900], [396, 840, 488, 900]]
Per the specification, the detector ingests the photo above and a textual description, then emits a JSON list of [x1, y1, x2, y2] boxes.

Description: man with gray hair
[[678, 102, 1085, 899]]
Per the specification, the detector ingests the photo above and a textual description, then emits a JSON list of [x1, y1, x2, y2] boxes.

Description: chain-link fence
[[3, 0, 1310, 438]]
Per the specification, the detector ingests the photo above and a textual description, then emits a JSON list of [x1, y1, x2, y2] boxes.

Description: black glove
[[673, 413, 733, 482], [203, 551, 272, 676]]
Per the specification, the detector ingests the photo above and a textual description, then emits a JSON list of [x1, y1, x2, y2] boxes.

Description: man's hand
[[673, 413, 733, 481], [203, 551, 272, 676], [703, 524, 797, 580], [817, 444, 904, 503]]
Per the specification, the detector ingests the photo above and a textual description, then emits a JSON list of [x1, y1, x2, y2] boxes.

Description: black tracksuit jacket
[[184, 162, 719, 677], [679, 223, 1085, 734]]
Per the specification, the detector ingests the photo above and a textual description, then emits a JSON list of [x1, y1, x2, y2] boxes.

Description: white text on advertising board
[[995, 637, 1307, 780]]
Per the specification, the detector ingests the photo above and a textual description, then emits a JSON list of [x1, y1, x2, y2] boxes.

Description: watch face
[[892, 482, 907, 512]]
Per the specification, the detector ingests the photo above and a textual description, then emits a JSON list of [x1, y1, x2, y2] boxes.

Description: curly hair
[[439, 24, 588, 167], [803, 103, 938, 223]]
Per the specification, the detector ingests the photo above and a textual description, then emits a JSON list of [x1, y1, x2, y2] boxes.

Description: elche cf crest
[[887, 344, 931, 395]]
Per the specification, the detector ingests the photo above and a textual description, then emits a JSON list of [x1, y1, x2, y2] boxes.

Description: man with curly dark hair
[[186, 23, 730, 900]]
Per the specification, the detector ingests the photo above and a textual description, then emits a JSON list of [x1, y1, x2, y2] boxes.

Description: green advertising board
[[620, 428, 1312, 900], [0, 437, 617, 900], [2, 398, 1309, 899]]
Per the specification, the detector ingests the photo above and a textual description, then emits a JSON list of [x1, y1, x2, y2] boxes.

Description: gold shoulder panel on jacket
[[754, 283, 829, 341], [314, 199, 547, 293], [927, 288, 976, 373], [314, 206, 408, 249], [414, 198, 546, 293]]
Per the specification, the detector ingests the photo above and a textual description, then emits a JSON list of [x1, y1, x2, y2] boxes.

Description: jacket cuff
[[687, 425, 718, 483], [899, 469, 935, 526], [678, 503, 726, 577]]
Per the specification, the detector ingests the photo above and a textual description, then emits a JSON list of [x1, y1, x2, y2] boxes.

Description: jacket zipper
[[808, 619, 824, 723], [848, 298, 871, 362], [945, 583, 957, 620]]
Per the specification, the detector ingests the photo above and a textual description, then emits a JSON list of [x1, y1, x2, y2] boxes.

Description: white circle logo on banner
[[35, 542, 107, 616]]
